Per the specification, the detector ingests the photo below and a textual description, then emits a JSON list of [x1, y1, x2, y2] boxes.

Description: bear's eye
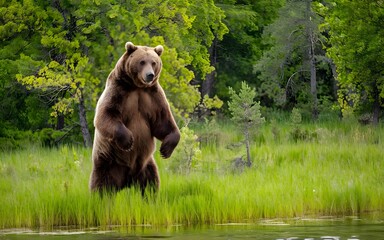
[[140, 60, 145, 66], [152, 62, 156, 66]]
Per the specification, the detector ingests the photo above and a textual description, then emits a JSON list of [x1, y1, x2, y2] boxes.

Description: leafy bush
[[289, 108, 318, 142], [168, 126, 201, 174], [0, 127, 68, 151], [289, 127, 318, 142], [0, 128, 35, 151]]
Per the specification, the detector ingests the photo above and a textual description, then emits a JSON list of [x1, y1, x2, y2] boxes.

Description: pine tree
[[228, 82, 265, 167]]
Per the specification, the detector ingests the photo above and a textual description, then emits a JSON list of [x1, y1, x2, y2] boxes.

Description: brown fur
[[89, 42, 180, 193]]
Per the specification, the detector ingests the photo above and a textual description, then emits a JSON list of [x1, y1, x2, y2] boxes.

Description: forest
[[1, 0, 383, 148]]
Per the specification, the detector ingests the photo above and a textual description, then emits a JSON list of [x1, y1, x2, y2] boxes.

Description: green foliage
[[289, 107, 318, 142], [0, 1, 50, 134], [194, 95, 224, 119], [186, 0, 228, 77], [0, 0, 228, 142], [17, 54, 96, 118], [228, 81, 265, 167], [202, 95, 224, 111], [290, 107, 302, 125], [214, 0, 285, 103], [325, 0, 384, 123], [159, 47, 200, 120], [255, 0, 333, 114], [169, 126, 202, 174], [35, 128, 66, 147], [228, 82, 265, 129], [1, 0, 383, 145]]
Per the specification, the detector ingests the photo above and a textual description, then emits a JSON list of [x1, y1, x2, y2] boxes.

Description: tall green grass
[[0, 121, 383, 229]]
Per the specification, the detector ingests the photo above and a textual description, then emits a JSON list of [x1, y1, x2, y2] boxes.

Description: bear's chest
[[122, 89, 156, 122]]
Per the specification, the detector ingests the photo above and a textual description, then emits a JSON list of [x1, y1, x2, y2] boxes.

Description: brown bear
[[89, 42, 180, 194]]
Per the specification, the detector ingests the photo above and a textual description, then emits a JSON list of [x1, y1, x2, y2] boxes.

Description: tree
[[325, 0, 384, 124], [1, 0, 229, 146], [214, 0, 285, 105], [228, 82, 265, 167], [17, 54, 96, 147], [255, 0, 333, 119], [15, 0, 105, 147], [0, 0, 51, 138]]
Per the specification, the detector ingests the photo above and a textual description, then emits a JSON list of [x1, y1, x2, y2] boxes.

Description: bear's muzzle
[[145, 72, 155, 83]]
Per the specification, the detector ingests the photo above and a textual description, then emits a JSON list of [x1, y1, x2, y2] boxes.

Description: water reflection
[[1, 221, 383, 240]]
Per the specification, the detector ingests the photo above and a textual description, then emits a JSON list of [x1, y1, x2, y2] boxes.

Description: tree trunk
[[56, 114, 65, 130], [329, 59, 339, 101], [78, 89, 92, 147], [372, 85, 381, 126], [309, 42, 318, 119], [198, 37, 218, 119], [328, 60, 343, 119], [201, 37, 217, 98], [56, 89, 67, 130], [306, 0, 318, 120], [245, 128, 252, 167], [201, 68, 215, 98]]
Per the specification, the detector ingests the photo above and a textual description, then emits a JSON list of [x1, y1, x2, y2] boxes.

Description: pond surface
[[1, 220, 383, 240]]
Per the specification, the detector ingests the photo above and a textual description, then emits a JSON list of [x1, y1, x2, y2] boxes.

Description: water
[[1, 221, 383, 240]]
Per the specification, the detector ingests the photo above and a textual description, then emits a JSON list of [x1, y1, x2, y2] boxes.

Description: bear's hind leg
[[135, 158, 160, 196], [89, 160, 130, 193]]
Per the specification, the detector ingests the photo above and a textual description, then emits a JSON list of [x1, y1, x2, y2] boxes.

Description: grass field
[[0, 120, 383, 229]]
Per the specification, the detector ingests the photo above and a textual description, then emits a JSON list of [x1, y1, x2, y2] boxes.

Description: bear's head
[[122, 42, 164, 88]]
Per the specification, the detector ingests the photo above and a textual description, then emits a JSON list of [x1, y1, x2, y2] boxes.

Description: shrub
[[168, 126, 201, 174]]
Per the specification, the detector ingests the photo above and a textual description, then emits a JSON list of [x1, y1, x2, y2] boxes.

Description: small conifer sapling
[[228, 82, 265, 167]]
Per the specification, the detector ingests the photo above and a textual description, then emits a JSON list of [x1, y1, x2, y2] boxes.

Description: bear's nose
[[146, 73, 155, 82]]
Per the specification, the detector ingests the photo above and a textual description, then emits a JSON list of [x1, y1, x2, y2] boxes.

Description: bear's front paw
[[115, 124, 134, 152], [118, 136, 134, 152], [160, 144, 172, 159], [160, 131, 180, 158], [160, 141, 177, 159]]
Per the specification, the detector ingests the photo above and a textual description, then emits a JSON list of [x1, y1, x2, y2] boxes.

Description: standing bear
[[89, 42, 180, 194]]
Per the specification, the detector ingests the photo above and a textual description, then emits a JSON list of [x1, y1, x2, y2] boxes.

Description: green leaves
[[214, 0, 284, 103], [169, 126, 202, 174], [160, 46, 200, 119], [0, 0, 47, 40], [255, 0, 324, 107], [228, 82, 265, 127], [1, 0, 231, 143], [17, 53, 92, 119], [326, 0, 384, 122], [228, 81, 265, 167]]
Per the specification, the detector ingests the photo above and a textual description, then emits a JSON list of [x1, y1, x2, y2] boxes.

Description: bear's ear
[[154, 45, 163, 56], [125, 42, 137, 55]]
